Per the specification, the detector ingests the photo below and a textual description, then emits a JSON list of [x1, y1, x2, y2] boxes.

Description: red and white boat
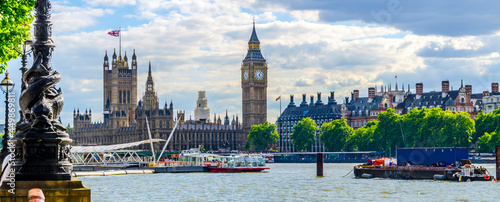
[[208, 155, 269, 173]]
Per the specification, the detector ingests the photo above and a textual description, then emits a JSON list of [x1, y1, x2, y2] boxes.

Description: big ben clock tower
[[242, 21, 267, 134]]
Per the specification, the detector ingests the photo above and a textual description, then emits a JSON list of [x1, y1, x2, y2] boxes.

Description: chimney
[[300, 94, 308, 106], [328, 91, 337, 105], [315, 92, 324, 105], [483, 91, 490, 97], [310, 95, 314, 106], [368, 87, 375, 99], [465, 85, 472, 100], [353, 90, 359, 101], [416, 83, 423, 95], [442, 81, 449, 93], [288, 95, 296, 107], [345, 97, 349, 104], [492, 83, 499, 93]]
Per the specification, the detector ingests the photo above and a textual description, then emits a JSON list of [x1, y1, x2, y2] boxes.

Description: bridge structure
[[70, 139, 165, 170]]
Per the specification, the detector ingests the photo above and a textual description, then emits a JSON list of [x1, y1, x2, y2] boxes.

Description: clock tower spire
[[241, 21, 267, 135]]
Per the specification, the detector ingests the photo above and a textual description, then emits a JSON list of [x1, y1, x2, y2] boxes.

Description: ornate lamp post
[[0, 73, 14, 162], [0, 1, 89, 200], [11, 0, 72, 181]]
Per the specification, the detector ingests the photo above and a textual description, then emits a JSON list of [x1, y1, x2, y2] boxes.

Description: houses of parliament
[[69, 23, 268, 151]]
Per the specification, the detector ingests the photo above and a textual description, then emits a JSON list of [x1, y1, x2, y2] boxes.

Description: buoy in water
[[361, 173, 374, 178]]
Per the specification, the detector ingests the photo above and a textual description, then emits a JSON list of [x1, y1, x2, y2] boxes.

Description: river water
[[79, 163, 499, 201]]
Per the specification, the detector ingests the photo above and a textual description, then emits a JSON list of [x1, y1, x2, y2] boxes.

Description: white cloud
[[85, 0, 136, 7], [290, 10, 319, 21], [51, 4, 114, 32], [20, 0, 500, 126]]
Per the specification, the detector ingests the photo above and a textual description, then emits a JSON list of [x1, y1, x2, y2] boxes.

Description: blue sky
[[5, 0, 500, 126]]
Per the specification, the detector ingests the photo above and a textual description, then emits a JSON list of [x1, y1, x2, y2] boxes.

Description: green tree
[[0, 0, 36, 71], [350, 120, 378, 151], [400, 108, 428, 147], [291, 117, 318, 152], [374, 108, 403, 154], [246, 122, 279, 151], [477, 131, 500, 153], [474, 110, 499, 143], [440, 111, 474, 147], [320, 118, 354, 151], [420, 107, 447, 147]]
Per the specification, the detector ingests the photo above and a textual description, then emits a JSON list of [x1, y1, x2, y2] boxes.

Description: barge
[[353, 148, 494, 181]]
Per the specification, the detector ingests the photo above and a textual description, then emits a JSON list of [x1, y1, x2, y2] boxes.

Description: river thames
[[79, 163, 499, 201]]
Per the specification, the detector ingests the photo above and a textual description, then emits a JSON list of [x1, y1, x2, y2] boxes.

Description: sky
[[5, 0, 500, 126]]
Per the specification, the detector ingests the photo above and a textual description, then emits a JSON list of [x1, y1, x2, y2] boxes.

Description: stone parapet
[[0, 178, 90, 202]]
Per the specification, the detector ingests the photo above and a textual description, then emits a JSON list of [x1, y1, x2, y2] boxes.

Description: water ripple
[[79, 163, 500, 201]]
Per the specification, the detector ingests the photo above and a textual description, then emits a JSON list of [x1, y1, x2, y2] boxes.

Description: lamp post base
[[12, 131, 73, 181]]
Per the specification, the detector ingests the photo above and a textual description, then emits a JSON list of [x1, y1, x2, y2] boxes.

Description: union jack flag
[[108, 30, 120, 37]]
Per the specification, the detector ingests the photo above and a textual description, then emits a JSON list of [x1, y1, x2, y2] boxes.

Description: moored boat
[[155, 148, 220, 173], [353, 147, 494, 181], [208, 155, 269, 173]]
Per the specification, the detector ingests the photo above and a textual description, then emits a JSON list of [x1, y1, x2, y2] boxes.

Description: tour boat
[[208, 155, 269, 173]]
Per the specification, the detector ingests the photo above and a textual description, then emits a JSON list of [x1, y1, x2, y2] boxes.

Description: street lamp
[[0, 72, 14, 162]]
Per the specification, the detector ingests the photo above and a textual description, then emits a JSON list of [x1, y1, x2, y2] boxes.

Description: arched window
[[119, 91, 122, 103], [127, 91, 130, 103]]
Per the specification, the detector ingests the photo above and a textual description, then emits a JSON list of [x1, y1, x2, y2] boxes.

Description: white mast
[[146, 117, 156, 164], [157, 120, 179, 164]]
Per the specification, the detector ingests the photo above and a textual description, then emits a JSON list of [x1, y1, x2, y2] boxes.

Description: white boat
[[208, 154, 269, 173]]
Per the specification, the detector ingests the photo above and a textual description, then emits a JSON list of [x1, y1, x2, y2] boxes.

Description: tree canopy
[[477, 131, 500, 153], [320, 117, 353, 152], [474, 109, 500, 143], [291, 117, 317, 152], [476, 108, 500, 152], [373, 108, 404, 154], [346, 108, 476, 153], [349, 120, 378, 151], [246, 122, 279, 151], [0, 0, 36, 72]]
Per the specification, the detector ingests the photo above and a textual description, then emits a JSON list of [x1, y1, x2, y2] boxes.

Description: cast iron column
[[0, 80, 11, 162], [12, 0, 72, 181]]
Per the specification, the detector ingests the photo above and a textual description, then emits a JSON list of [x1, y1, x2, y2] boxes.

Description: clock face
[[243, 70, 249, 81], [255, 70, 264, 80]]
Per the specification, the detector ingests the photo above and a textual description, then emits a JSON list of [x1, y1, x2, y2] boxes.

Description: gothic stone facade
[[70, 51, 245, 151], [241, 22, 268, 134]]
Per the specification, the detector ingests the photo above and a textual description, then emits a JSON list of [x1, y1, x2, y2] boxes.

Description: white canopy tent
[[71, 139, 165, 153], [71, 139, 165, 166]]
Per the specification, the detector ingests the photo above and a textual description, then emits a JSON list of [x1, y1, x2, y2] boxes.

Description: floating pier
[[72, 169, 154, 177]]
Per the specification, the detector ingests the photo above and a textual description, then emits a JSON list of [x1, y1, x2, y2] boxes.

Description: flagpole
[[119, 27, 121, 54], [279, 95, 282, 116]]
